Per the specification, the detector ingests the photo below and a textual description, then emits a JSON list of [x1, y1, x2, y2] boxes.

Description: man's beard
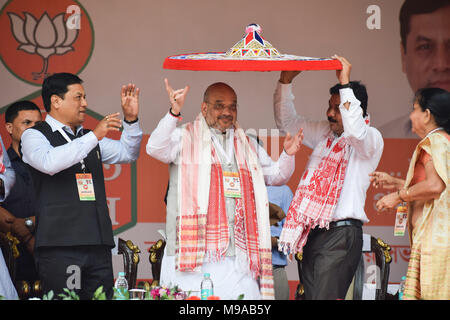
[[208, 115, 234, 132]]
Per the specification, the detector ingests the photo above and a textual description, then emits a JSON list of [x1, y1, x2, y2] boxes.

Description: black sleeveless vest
[[27, 122, 115, 248]]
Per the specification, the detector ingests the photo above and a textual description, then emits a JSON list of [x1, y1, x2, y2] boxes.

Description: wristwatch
[[24, 217, 34, 233], [337, 83, 351, 89], [123, 117, 139, 124]]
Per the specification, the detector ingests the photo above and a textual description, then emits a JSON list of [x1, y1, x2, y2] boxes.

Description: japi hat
[[163, 23, 341, 71]]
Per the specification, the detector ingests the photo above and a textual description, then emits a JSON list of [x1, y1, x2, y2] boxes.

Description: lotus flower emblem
[[8, 12, 79, 80]]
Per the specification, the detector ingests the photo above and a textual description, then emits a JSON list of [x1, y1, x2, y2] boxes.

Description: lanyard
[[57, 127, 86, 172], [211, 128, 234, 167]]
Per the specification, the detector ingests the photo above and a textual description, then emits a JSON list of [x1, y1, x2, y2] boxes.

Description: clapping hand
[[121, 83, 140, 122], [93, 83, 139, 141], [283, 128, 304, 156], [93, 112, 121, 141]]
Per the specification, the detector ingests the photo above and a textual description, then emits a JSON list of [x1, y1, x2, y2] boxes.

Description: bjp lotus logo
[[8, 12, 79, 79], [0, 0, 94, 85]]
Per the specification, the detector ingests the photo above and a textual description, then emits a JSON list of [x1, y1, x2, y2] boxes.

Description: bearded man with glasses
[[146, 79, 303, 300]]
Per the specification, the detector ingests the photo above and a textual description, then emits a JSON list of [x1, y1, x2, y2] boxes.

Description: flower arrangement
[[1, 284, 244, 300], [144, 285, 187, 300]]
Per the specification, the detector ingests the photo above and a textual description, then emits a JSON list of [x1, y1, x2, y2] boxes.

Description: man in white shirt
[[275, 56, 384, 300], [20, 73, 142, 299], [146, 79, 303, 300]]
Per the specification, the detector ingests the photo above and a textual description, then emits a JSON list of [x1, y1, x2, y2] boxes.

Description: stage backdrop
[[0, 0, 422, 299]]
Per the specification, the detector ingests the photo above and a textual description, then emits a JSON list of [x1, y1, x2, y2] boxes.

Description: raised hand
[[121, 83, 140, 122], [283, 128, 304, 156], [93, 112, 122, 141], [164, 78, 190, 115], [332, 55, 351, 85], [279, 71, 302, 84]]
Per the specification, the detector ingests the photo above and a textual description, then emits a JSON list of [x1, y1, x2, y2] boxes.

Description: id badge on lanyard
[[58, 127, 96, 201], [76, 173, 96, 201], [211, 130, 241, 198], [223, 171, 241, 198], [394, 203, 408, 236]]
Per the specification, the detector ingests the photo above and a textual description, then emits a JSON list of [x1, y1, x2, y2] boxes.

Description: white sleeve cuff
[[339, 87, 358, 105]]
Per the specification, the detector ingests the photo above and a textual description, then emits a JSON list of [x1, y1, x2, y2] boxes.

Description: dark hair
[[5, 100, 41, 123], [329, 81, 368, 117], [414, 88, 450, 134], [42, 73, 83, 112], [399, 0, 450, 51]]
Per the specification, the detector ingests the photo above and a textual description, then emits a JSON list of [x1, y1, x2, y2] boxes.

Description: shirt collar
[[210, 126, 233, 139], [45, 114, 84, 136]]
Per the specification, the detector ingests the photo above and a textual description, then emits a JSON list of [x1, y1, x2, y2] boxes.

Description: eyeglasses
[[205, 101, 238, 112]]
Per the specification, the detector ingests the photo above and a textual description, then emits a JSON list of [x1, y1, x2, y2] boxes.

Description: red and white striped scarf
[[0, 138, 5, 174], [279, 133, 351, 255], [176, 114, 274, 299]]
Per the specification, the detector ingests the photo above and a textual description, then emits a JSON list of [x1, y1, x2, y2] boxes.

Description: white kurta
[[146, 112, 296, 300]]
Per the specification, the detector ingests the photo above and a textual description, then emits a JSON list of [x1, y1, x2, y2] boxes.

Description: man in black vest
[[3, 100, 42, 285], [20, 73, 143, 299]]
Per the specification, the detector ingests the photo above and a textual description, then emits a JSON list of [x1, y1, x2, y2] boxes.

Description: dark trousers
[[301, 222, 363, 300], [16, 244, 39, 282], [35, 245, 114, 300]]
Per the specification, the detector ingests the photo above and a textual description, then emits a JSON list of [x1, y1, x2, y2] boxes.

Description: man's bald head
[[203, 82, 237, 103]]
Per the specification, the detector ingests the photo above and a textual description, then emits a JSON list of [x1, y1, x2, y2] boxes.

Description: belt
[[329, 218, 362, 228]]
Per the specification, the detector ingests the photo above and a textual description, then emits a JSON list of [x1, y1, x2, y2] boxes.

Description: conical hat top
[[163, 23, 342, 71], [225, 24, 281, 58]]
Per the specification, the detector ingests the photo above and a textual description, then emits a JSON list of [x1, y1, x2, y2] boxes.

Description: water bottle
[[200, 273, 214, 300], [398, 276, 406, 300], [114, 271, 129, 300]]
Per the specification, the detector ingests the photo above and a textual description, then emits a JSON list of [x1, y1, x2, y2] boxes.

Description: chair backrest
[[371, 236, 392, 300], [117, 238, 141, 289], [353, 236, 392, 300], [0, 232, 19, 281], [148, 239, 166, 288], [0, 232, 44, 299], [294, 252, 305, 300], [15, 280, 43, 300]]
